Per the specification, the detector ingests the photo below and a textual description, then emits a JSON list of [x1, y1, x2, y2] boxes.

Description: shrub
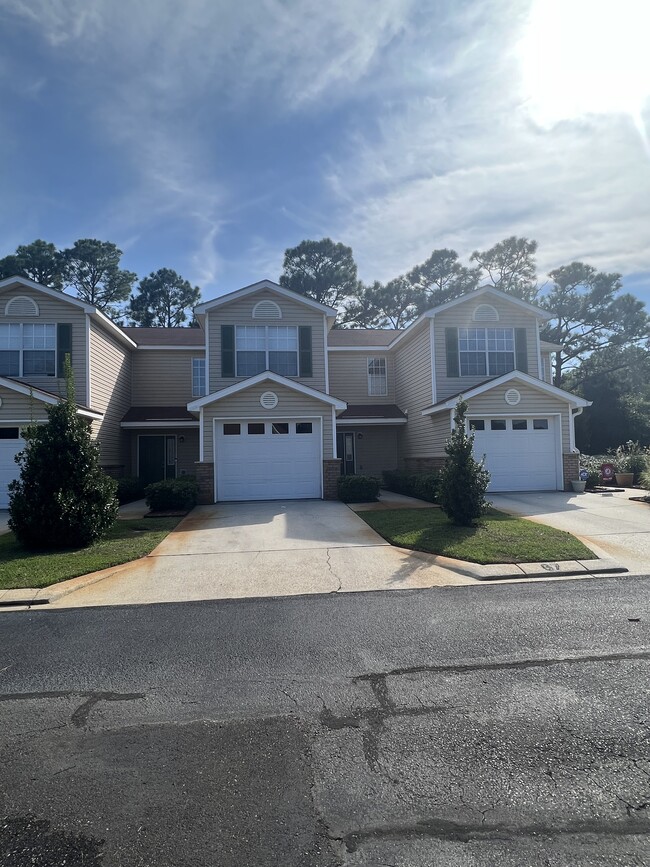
[[144, 477, 199, 511], [116, 476, 145, 505], [9, 370, 118, 549], [437, 399, 490, 526], [613, 441, 650, 482], [337, 475, 380, 503], [382, 469, 440, 503]]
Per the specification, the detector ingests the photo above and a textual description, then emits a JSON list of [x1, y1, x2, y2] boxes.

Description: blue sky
[[1, 0, 649, 304]]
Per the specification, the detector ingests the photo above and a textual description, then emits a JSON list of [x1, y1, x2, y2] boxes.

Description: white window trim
[[192, 356, 206, 397], [458, 327, 515, 378], [367, 356, 388, 397], [235, 324, 299, 378], [0, 322, 57, 377]]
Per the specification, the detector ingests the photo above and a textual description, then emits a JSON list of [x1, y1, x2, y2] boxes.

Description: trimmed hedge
[[382, 469, 440, 503], [116, 476, 145, 505], [144, 477, 199, 512], [337, 475, 380, 503]]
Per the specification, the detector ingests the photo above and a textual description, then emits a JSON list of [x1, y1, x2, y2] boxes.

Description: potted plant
[[571, 479, 586, 493]]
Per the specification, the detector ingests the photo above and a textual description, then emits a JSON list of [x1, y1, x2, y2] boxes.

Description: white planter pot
[[571, 480, 586, 493]]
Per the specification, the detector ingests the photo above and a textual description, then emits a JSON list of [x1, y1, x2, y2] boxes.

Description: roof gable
[[425, 286, 553, 321], [187, 371, 346, 410], [194, 279, 338, 318]]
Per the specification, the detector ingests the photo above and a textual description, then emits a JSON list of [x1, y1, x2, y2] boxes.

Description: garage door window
[[533, 419, 549, 430], [512, 419, 528, 430], [0, 428, 19, 439], [272, 423, 289, 435], [469, 419, 485, 431], [490, 419, 506, 431], [296, 422, 313, 434], [248, 423, 265, 434], [223, 424, 240, 435]]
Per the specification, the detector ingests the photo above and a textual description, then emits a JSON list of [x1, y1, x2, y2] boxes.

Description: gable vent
[[253, 299, 282, 319], [473, 304, 499, 322], [260, 391, 279, 409], [5, 296, 39, 317]]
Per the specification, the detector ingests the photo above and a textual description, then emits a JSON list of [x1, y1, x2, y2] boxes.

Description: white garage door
[[215, 419, 322, 501], [0, 427, 24, 509], [470, 416, 560, 492]]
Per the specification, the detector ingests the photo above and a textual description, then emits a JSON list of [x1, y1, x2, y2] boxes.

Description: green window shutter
[[299, 326, 312, 377], [221, 325, 235, 377], [445, 328, 459, 377], [515, 328, 528, 374], [56, 323, 72, 378]]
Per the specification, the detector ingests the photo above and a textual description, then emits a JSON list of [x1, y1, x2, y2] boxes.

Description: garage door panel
[[215, 419, 321, 501], [471, 417, 559, 492], [0, 431, 24, 509]]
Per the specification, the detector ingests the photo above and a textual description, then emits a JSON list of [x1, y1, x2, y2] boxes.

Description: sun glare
[[519, 0, 650, 129]]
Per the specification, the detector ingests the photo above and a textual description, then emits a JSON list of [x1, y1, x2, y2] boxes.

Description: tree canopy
[[62, 239, 137, 313], [129, 268, 201, 327], [279, 238, 359, 308], [0, 239, 65, 290], [470, 236, 539, 302]]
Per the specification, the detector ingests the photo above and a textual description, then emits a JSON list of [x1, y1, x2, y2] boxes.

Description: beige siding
[[464, 383, 572, 452], [201, 382, 334, 461], [393, 323, 434, 458], [131, 350, 204, 405], [336, 425, 399, 476], [89, 322, 132, 468], [129, 428, 199, 478], [433, 296, 543, 401], [0, 286, 88, 403], [207, 290, 327, 392], [328, 351, 396, 404], [0, 387, 50, 423]]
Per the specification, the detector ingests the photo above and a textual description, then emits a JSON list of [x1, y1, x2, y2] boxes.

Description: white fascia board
[[0, 276, 95, 312], [0, 377, 59, 404], [77, 408, 104, 420], [194, 279, 338, 317], [328, 345, 397, 353], [121, 421, 200, 429], [85, 313, 92, 406], [421, 371, 592, 416], [135, 345, 205, 351], [422, 286, 553, 321], [187, 371, 347, 411], [336, 417, 407, 425], [90, 312, 137, 349]]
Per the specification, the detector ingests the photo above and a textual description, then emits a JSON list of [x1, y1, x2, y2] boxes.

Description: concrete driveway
[[51, 500, 473, 608], [490, 489, 650, 573]]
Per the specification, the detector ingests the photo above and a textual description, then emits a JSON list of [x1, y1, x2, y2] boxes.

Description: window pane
[[269, 351, 298, 376], [469, 419, 485, 430], [460, 353, 487, 376], [0, 428, 19, 439], [533, 419, 549, 430], [490, 419, 506, 431], [223, 423, 240, 435], [296, 422, 313, 434], [512, 419, 528, 430], [368, 357, 387, 395], [0, 324, 21, 350], [0, 351, 19, 376], [458, 328, 486, 351], [23, 350, 55, 376], [267, 326, 297, 351], [236, 351, 266, 376], [248, 423, 265, 434], [235, 326, 266, 350], [272, 422, 289, 435], [192, 358, 206, 396], [486, 328, 514, 352], [488, 352, 515, 375]]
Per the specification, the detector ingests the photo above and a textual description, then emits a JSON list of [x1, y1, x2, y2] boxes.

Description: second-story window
[[0, 323, 56, 376], [235, 325, 298, 377], [458, 328, 514, 377], [192, 357, 206, 396], [367, 357, 387, 396]]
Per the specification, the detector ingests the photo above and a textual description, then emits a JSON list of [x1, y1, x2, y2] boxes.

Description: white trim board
[[121, 421, 200, 429], [336, 417, 407, 425], [187, 370, 347, 411], [195, 279, 337, 318]]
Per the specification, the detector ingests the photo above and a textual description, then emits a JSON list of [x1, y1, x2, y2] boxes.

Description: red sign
[[600, 462, 615, 481]]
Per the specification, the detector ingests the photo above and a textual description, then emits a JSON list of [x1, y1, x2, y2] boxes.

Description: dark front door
[[139, 436, 176, 486], [336, 431, 355, 475]]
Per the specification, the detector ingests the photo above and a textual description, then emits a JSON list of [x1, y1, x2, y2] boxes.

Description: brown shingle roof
[[121, 406, 198, 423], [337, 404, 406, 420], [120, 327, 205, 347], [327, 329, 401, 347]]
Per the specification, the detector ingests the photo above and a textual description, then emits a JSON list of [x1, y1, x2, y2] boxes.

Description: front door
[[139, 436, 177, 486], [336, 431, 355, 475]]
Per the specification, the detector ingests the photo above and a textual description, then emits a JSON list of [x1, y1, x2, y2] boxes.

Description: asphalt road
[[1, 575, 649, 865]]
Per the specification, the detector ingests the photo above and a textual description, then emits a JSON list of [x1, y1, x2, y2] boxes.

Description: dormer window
[[459, 328, 514, 376], [473, 304, 499, 322], [252, 300, 282, 319]]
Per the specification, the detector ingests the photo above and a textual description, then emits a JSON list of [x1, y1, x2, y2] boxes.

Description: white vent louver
[[253, 300, 282, 319], [260, 391, 279, 409], [5, 296, 39, 317], [504, 388, 521, 406], [473, 304, 499, 322]]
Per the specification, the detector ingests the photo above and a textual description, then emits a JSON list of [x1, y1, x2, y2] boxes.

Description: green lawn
[[359, 508, 594, 565], [0, 518, 181, 591]]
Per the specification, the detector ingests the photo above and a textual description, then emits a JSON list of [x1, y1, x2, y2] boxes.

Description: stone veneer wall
[[195, 462, 214, 504], [562, 454, 580, 491], [323, 459, 342, 500]]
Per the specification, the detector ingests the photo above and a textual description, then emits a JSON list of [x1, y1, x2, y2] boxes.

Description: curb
[[0, 560, 137, 609]]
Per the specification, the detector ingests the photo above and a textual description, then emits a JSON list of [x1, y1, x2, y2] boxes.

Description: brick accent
[[403, 457, 447, 473], [323, 459, 342, 500], [562, 453, 580, 491], [195, 461, 215, 504]]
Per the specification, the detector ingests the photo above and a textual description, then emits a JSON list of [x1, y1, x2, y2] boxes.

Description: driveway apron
[[51, 500, 472, 608]]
